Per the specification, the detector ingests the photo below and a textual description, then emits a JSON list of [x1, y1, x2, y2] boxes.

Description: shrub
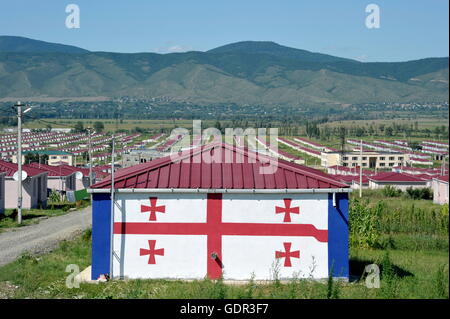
[[48, 190, 60, 202], [405, 187, 433, 200], [382, 185, 402, 197]]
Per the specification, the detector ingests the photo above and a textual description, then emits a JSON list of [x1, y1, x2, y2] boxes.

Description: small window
[[352, 157, 358, 161], [343, 163, 348, 167], [343, 157, 348, 160], [380, 163, 385, 167], [398, 157, 404, 161], [380, 157, 385, 160], [389, 157, 395, 161], [389, 163, 395, 166], [362, 157, 367, 160]]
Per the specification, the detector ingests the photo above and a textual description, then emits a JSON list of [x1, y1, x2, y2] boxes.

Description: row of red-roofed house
[[422, 140, 449, 148], [277, 138, 322, 159], [0, 159, 110, 210], [156, 134, 184, 152], [1, 131, 138, 160], [255, 137, 304, 164], [329, 168, 446, 193], [374, 139, 412, 151], [349, 139, 447, 160], [326, 164, 448, 204], [419, 144, 448, 154], [293, 137, 338, 152]]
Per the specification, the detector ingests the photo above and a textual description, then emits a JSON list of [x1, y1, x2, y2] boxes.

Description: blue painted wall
[[91, 193, 111, 280], [328, 192, 349, 279]]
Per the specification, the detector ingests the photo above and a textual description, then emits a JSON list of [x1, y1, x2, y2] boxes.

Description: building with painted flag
[[88, 143, 351, 282]]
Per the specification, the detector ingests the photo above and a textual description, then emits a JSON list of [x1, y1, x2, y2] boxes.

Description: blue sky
[[0, 0, 448, 61]]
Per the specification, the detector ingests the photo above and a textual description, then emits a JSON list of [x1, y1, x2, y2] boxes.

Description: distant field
[[23, 119, 219, 131], [22, 117, 449, 132], [322, 118, 449, 130]]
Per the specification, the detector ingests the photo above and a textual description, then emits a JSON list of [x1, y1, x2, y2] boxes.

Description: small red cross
[[140, 240, 164, 264], [141, 197, 166, 221], [275, 198, 300, 222], [275, 242, 300, 267]]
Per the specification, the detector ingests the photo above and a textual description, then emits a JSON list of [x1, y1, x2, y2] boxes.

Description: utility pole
[[359, 139, 363, 198], [86, 127, 94, 203], [87, 127, 93, 187], [109, 133, 116, 279], [15, 102, 23, 224], [14, 101, 33, 224]]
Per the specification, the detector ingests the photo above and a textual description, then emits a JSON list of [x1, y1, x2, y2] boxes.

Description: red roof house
[[88, 143, 351, 282], [0, 160, 48, 209], [368, 172, 428, 191]]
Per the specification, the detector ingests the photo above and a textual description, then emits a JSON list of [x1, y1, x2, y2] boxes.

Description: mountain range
[[0, 36, 448, 106]]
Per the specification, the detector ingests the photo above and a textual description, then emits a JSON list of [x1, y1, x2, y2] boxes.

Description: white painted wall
[[0, 173, 4, 214], [432, 180, 449, 205], [111, 192, 329, 281]]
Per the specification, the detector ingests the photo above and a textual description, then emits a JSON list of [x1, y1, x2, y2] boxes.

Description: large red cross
[[141, 197, 166, 221], [115, 194, 327, 279], [275, 198, 300, 222], [139, 240, 164, 264], [275, 242, 300, 267]]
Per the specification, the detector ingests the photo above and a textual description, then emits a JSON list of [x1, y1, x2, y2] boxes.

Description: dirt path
[[0, 206, 92, 267]]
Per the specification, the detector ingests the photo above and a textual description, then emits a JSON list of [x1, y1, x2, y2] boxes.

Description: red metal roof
[[0, 160, 48, 177], [27, 162, 75, 177], [436, 174, 449, 183], [369, 172, 427, 183], [91, 143, 349, 190], [332, 174, 369, 184]]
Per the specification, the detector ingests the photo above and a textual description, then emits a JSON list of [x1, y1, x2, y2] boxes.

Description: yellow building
[[321, 151, 408, 169], [13, 151, 74, 166]]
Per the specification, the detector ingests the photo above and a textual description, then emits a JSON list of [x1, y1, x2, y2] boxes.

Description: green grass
[[0, 230, 447, 299]]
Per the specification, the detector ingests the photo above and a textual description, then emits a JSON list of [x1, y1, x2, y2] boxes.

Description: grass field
[[0, 230, 447, 299], [0, 190, 447, 299], [22, 117, 448, 134]]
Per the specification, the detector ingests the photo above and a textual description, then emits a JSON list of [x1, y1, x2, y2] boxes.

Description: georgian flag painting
[[111, 192, 330, 280]]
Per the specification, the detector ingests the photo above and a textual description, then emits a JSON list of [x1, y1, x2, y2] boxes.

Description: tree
[[74, 121, 85, 133], [24, 153, 48, 164], [385, 127, 393, 137], [93, 121, 105, 133]]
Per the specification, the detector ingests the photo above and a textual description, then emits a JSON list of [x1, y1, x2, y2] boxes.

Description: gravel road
[[0, 206, 92, 267]]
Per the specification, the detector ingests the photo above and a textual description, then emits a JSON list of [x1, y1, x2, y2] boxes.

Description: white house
[[432, 175, 449, 205], [27, 163, 76, 195], [88, 143, 351, 282], [368, 172, 428, 191], [0, 160, 48, 209]]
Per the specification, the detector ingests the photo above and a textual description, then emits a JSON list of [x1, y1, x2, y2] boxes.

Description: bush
[[405, 187, 433, 200], [382, 185, 402, 197]]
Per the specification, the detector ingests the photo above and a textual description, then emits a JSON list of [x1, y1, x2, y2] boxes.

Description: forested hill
[[0, 36, 448, 106]]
